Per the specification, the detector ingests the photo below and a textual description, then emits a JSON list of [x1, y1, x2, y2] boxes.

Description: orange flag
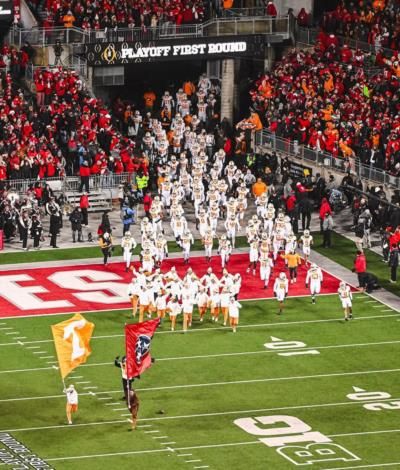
[[51, 313, 95, 379]]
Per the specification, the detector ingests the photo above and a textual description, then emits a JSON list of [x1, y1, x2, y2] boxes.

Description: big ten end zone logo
[[234, 415, 360, 466]]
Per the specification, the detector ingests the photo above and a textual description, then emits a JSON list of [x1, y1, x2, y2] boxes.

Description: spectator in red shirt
[[79, 161, 90, 193], [79, 191, 90, 226], [143, 191, 152, 218], [353, 250, 367, 290]]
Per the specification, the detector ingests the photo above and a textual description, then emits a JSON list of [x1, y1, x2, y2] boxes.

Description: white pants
[[227, 230, 237, 246], [249, 249, 259, 263], [273, 241, 283, 259], [205, 245, 212, 257], [341, 298, 352, 309], [156, 249, 165, 263], [303, 246, 311, 257], [123, 248, 132, 267], [199, 224, 208, 238], [260, 267, 271, 282], [264, 220, 274, 235], [162, 193, 171, 207], [142, 261, 153, 272], [182, 244, 191, 259], [310, 281, 321, 295], [220, 249, 230, 267], [275, 289, 286, 302]]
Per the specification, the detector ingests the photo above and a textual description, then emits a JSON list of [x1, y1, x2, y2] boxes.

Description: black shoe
[[73, 240, 76, 243], [53, 246, 60, 249]]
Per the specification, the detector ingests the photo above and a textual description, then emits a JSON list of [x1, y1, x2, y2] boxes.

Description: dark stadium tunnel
[[106, 59, 206, 110]]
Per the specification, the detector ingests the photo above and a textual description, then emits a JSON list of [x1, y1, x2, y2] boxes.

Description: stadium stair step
[[65, 191, 112, 213]]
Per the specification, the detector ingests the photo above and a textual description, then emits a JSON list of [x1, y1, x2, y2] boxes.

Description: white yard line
[[3, 336, 400, 374], [45, 448, 171, 462], [3, 396, 400, 431], [326, 463, 400, 470], [328, 429, 400, 438], [0, 305, 395, 348]]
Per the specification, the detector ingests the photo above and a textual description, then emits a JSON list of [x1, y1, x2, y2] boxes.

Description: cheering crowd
[[250, 39, 400, 174], [37, 0, 209, 32], [320, 0, 400, 50]]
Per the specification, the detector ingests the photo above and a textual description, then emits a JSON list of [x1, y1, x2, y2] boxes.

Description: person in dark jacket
[[30, 214, 43, 250], [69, 207, 83, 242], [299, 197, 312, 231], [389, 244, 399, 283], [49, 212, 61, 248]]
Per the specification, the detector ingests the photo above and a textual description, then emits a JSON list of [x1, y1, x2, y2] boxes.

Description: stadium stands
[[36, 0, 208, 30], [249, 39, 400, 176], [320, 0, 400, 51]]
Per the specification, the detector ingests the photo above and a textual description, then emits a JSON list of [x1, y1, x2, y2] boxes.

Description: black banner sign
[[0, 0, 13, 22], [84, 35, 265, 66]]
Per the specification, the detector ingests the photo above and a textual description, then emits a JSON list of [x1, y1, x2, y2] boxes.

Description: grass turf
[[0, 294, 399, 469], [312, 231, 400, 297]]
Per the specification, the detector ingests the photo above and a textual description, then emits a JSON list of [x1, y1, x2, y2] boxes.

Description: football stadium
[[0, 0, 400, 469]]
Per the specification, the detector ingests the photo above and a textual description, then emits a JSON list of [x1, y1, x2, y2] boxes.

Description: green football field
[[0, 294, 400, 469]]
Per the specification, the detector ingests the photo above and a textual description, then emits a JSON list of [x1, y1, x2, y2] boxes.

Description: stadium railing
[[255, 130, 400, 189], [297, 26, 396, 61], [7, 15, 290, 47], [3, 173, 136, 194]]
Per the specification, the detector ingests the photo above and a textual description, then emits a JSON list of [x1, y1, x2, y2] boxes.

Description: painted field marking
[[40, 356, 54, 359], [26, 346, 41, 349], [69, 376, 83, 379], [76, 381, 91, 384], [0, 327, 13, 330], [46, 361, 58, 364], [186, 459, 201, 463], [112, 408, 126, 411], [326, 462, 400, 470], [2, 337, 400, 375], [98, 397, 112, 401], [32, 351, 48, 354], [105, 402, 120, 406], [194, 467, 209, 469], [0, 310, 395, 348], [5, 331, 19, 335], [83, 387, 98, 390], [144, 430, 160, 434], [3, 396, 400, 434], [364, 301, 378, 303], [178, 454, 192, 457], [160, 442, 176, 445], [14, 337, 27, 339], [153, 436, 168, 439]]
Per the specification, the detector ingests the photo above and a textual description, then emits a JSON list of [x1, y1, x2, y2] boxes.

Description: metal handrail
[[6, 15, 290, 47], [297, 26, 397, 58], [255, 129, 400, 190], [4, 172, 138, 194]]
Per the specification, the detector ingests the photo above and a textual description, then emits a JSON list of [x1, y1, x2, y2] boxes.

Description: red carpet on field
[[0, 253, 342, 318]]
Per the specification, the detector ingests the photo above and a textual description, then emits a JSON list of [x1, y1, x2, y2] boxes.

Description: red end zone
[[0, 254, 343, 318]]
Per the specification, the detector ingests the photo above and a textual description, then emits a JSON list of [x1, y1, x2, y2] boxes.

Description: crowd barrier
[[255, 130, 400, 189], [7, 15, 290, 47]]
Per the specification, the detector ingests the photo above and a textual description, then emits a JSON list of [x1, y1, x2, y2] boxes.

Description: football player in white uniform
[[121, 231, 137, 272], [338, 281, 353, 320], [305, 263, 323, 304], [273, 272, 289, 315], [300, 229, 313, 265]]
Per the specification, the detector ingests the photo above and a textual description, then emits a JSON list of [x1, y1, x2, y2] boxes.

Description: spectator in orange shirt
[[63, 11, 75, 28], [252, 178, 267, 198]]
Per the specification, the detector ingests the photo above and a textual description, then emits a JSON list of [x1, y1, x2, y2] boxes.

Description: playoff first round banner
[[84, 35, 266, 66]]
